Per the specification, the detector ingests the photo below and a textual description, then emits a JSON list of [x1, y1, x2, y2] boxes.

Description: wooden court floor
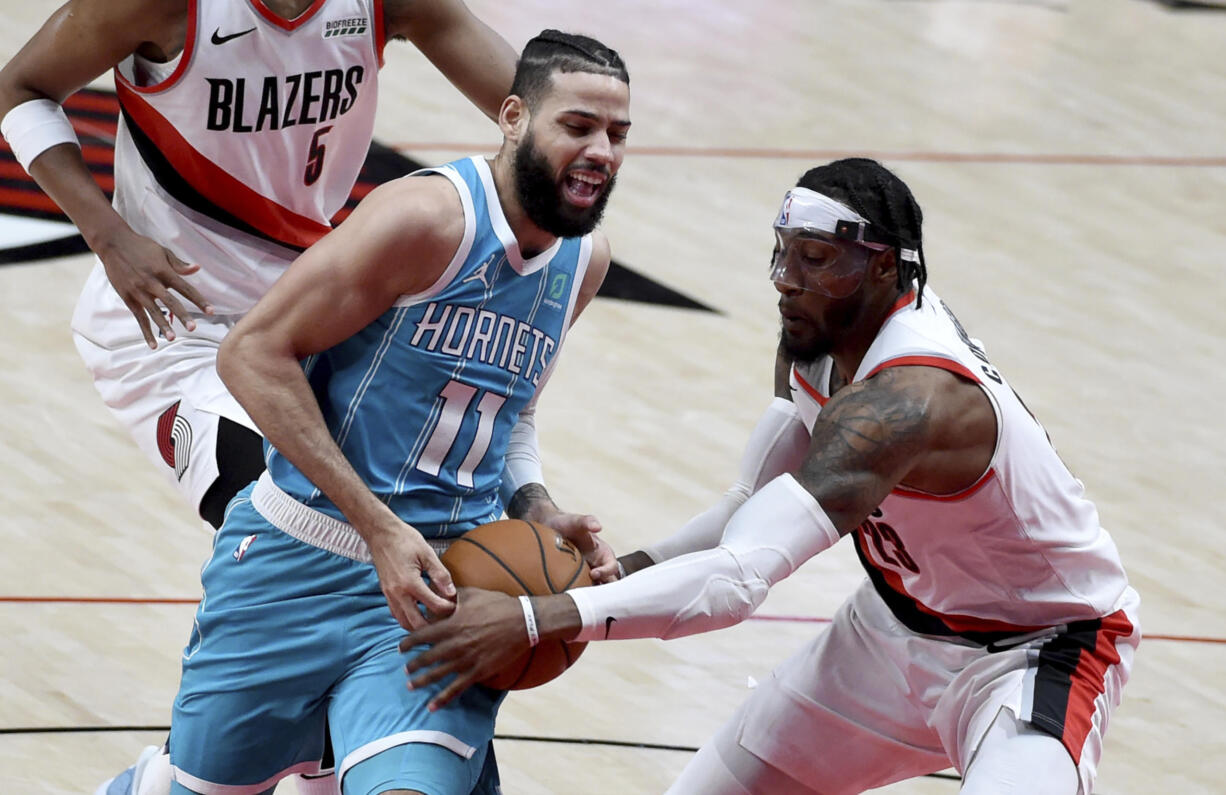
[[2, 0, 1225, 792]]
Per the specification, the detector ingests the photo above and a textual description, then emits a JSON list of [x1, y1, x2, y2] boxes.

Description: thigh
[[936, 589, 1141, 795], [960, 708, 1077, 795], [171, 498, 351, 788], [668, 699, 818, 795], [341, 739, 490, 795], [328, 604, 505, 795], [734, 585, 950, 794], [72, 262, 256, 511]]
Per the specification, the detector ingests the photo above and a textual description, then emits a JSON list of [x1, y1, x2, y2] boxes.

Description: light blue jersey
[[266, 156, 591, 532]]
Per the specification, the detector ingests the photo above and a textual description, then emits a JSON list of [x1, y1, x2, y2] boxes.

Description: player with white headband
[[404, 158, 1140, 795]]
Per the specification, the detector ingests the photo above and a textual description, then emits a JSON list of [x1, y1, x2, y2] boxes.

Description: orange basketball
[[440, 519, 591, 690]]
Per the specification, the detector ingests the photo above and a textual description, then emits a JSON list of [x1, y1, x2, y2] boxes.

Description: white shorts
[[70, 260, 258, 511], [732, 580, 1140, 795]]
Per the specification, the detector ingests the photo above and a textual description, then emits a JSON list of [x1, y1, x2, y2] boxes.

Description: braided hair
[[510, 30, 629, 110], [796, 158, 928, 305]]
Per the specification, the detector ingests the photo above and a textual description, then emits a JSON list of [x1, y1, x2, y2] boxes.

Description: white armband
[[1, 98, 80, 173], [499, 403, 545, 506], [519, 595, 540, 647], [568, 474, 840, 642], [645, 398, 809, 563]]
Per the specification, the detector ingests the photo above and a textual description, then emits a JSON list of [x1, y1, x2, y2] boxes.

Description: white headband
[[773, 187, 919, 264]]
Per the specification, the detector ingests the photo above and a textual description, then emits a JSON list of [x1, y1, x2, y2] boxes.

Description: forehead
[[776, 228, 839, 247], [537, 71, 631, 120]]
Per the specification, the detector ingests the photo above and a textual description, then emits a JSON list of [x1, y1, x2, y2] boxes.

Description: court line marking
[[391, 142, 1226, 168], [1, 597, 1221, 645]]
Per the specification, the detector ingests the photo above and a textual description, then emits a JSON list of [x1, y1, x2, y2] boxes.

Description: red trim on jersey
[[1057, 609, 1134, 763], [891, 467, 997, 502], [250, 0, 328, 31], [115, 84, 332, 250], [791, 365, 829, 406], [886, 289, 916, 319], [373, 0, 387, 66], [855, 532, 1049, 635], [866, 354, 980, 383], [112, 0, 197, 94]]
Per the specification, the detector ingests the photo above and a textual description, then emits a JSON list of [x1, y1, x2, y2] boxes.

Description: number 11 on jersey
[[416, 380, 508, 488]]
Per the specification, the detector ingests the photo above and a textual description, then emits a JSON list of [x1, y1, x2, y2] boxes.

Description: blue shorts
[[169, 486, 505, 794]]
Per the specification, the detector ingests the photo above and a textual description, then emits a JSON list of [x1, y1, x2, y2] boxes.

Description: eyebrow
[[560, 109, 632, 128]]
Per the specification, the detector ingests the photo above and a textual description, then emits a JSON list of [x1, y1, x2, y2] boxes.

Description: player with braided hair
[[406, 158, 1140, 795]]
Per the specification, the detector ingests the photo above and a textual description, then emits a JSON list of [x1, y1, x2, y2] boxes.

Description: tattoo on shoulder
[[507, 483, 554, 520], [803, 369, 932, 489]]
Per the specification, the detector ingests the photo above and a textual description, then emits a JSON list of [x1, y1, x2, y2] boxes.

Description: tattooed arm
[[504, 482, 619, 583], [401, 366, 968, 707], [803, 365, 996, 532], [796, 367, 937, 532]]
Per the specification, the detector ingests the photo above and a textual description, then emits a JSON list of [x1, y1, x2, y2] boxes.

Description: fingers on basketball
[[440, 519, 592, 690]]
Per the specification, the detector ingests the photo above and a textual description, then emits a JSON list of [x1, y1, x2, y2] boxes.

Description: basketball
[[440, 519, 592, 690]]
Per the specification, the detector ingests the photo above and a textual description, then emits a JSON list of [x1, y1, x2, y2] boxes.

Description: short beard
[[780, 328, 830, 364], [778, 297, 865, 363], [513, 130, 616, 238]]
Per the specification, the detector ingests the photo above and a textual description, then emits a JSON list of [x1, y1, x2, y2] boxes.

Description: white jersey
[[790, 287, 1130, 638], [111, 0, 384, 314]]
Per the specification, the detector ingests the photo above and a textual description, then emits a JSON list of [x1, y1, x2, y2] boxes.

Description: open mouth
[[563, 170, 606, 207]]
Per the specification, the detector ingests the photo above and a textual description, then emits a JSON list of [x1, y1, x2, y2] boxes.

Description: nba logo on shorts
[[233, 534, 257, 562]]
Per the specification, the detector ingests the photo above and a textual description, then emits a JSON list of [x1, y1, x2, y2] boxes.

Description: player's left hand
[[400, 586, 526, 711], [541, 511, 619, 583]]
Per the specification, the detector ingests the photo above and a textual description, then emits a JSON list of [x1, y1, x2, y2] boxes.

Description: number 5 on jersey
[[304, 126, 333, 186], [416, 380, 508, 488]]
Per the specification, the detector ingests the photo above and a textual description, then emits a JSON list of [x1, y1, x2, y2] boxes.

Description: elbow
[[216, 331, 252, 393], [660, 575, 770, 640]]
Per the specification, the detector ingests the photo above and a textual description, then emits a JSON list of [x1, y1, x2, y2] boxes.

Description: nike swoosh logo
[[604, 616, 617, 639], [211, 27, 257, 45]]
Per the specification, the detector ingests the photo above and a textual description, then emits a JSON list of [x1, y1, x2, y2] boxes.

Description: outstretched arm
[[219, 175, 463, 630], [0, 0, 212, 346], [384, 0, 518, 122], [403, 367, 944, 709]]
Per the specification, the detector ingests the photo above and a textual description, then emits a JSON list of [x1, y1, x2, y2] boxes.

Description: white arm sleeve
[[645, 398, 810, 563], [498, 401, 545, 507], [569, 474, 841, 641]]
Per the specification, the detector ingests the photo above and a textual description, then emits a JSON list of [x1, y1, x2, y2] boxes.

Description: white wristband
[[1, 98, 80, 173], [519, 595, 540, 647]]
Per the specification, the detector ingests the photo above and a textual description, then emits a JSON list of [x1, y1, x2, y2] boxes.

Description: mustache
[[566, 162, 611, 179]]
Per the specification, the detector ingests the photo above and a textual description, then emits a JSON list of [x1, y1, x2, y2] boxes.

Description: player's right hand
[[368, 527, 457, 630], [95, 226, 213, 349]]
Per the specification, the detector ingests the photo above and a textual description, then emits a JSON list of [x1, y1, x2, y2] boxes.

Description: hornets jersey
[[789, 287, 1131, 637], [111, 0, 385, 314], [267, 156, 593, 532]]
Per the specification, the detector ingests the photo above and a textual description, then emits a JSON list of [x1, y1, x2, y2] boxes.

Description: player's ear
[[869, 247, 897, 287], [499, 95, 530, 142]]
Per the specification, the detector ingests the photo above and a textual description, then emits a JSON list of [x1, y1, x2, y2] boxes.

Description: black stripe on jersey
[[853, 536, 1040, 646], [116, 99, 306, 253], [1029, 618, 1102, 744]]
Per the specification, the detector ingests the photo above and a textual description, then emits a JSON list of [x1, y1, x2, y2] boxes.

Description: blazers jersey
[[267, 156, 593, 533], [789, 287, 1132, 638], [111, 0, 385, 314]]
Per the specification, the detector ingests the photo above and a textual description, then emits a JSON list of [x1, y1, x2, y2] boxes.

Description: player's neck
[[829, 293, 902, 388], [256, 0, 317, 21], [488, 155, 558, 260]]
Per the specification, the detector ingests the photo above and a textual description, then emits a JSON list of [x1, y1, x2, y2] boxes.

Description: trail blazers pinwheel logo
[[156, 401, 193, 481]]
